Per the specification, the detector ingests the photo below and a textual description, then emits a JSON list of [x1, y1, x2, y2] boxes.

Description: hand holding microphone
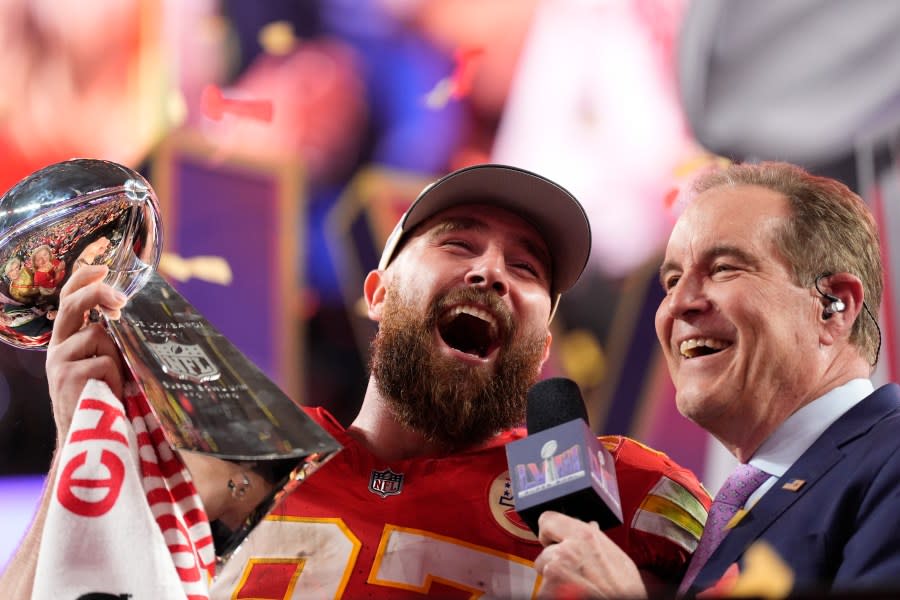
[[510, 378, 646, 599], [535, 512, 648, 600]]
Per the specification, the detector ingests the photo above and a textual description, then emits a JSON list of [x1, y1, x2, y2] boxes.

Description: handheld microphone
[[505, 377, 623, 535]]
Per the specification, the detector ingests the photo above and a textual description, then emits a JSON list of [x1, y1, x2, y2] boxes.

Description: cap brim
[[379, 164, 591, 296]]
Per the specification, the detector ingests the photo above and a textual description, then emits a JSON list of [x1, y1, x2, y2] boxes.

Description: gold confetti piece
[[259, 21, 297, 56], [672, 153, 731, 179], [728, 541, 794, 599], [159, 252, 233, 285]]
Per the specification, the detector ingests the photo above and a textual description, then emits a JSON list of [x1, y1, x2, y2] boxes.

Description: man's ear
[[364, 269, 387, 322], [818, 272, 864, 343], [540, 331, 553, 367]]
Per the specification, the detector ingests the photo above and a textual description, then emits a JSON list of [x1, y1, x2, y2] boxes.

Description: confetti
[[158, 252, 233, 285], [663, 186, 680, 210], [727, 541, 794, 598], [424, 78, 454, 109], [423, 46, 485, 109], [200, 84, 274, 123], [664, 153, 732, 212], [259, 21, 297, 56], [449, 46, 484, 100]]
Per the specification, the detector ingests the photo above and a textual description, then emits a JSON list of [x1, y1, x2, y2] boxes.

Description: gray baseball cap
[[378, 163, 592, 317]]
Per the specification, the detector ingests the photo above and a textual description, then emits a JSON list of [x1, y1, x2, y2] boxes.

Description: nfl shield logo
[[369, 468, 404, 498], [145, 338, 221, 384]]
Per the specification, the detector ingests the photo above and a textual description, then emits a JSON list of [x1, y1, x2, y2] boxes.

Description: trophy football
[[0, 158, 341, 563]]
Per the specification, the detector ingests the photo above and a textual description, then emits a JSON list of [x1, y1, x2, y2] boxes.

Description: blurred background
[[2, 0, 900, 568]]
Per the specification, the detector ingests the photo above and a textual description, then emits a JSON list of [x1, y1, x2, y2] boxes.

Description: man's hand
[[45, 265, 128, 442], [535, 511, 648, 599], [0, 265, 129, 600]]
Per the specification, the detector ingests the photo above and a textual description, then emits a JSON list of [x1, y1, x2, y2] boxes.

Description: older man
[[2, 164, 709, 599], [536, 161, 900, 598]]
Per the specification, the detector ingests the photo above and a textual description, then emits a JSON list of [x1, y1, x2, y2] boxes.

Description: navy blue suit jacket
[[691, 384, 900, 595]]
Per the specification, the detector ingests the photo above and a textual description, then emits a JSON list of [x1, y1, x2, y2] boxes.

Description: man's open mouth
[[438, 305, 500, 359], [679, 337, 731, 359]]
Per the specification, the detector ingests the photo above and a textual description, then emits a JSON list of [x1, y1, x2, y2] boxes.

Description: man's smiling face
[[655, 184, 824, 451], [367, 203, 553, 447]]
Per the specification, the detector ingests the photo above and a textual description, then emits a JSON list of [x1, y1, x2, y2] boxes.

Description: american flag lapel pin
[[781, 479, 806, 492]]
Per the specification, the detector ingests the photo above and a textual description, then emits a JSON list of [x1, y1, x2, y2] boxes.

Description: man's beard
[[370, 286, 548, 450]]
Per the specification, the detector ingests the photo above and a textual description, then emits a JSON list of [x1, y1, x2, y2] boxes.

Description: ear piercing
[[227, 472, 251, 498]]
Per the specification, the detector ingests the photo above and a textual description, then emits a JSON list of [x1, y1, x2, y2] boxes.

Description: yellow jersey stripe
[[638, 494, 704, 540], [632, 509, 701, 554], [648, 476, 709, 527]]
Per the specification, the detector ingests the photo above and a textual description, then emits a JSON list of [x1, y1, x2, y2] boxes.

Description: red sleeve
[[601, 436, 711, 582]]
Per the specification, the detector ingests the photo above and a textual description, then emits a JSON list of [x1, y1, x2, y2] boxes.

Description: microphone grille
[[526, 377, 589, 433]]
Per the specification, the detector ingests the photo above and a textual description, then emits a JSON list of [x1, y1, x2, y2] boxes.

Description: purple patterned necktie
[[679, 463, 770, 594]]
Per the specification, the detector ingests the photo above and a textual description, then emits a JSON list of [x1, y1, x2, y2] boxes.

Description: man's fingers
[[64, 355, 124, 398], [52, 267, 127, 344], [537, 511, 581, 547], [537, 511, 560, 546], [46, 352, 124, 442], [47, 323, 121, 368], [535, 544, 593, 600], [51, 354, 124, 403], [534, 543, 554, 574], [47, 325, 124, 390], [535, 527, 585, 573], [57, 264, 108, 302], [537, 514, 649, 599]]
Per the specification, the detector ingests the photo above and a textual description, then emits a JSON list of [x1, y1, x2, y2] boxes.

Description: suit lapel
[[695, 384, 900, 589], [705, 441, 842, 574]]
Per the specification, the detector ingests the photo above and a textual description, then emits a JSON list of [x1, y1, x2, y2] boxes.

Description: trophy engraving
[[139, 317, 223, 384], [145, 336, 221, 384], [0, 159, 342, 564]]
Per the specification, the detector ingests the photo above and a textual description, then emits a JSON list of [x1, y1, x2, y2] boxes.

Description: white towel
[[32, 378, 215, 599]]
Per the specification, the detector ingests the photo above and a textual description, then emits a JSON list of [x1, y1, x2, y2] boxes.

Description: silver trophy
[[0, 158, 341, 563]]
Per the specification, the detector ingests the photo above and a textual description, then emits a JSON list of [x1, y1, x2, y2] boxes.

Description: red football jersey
[[211, 407, 709, 599]]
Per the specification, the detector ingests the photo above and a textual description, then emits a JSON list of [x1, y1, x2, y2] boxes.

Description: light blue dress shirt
[[744, 378, 874, 508]]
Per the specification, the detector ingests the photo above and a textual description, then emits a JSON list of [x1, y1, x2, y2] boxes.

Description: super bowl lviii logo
[[514, 439, 585, 498]]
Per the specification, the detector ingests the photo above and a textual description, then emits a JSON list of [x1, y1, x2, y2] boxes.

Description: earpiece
[[814, 273, 883, 367], [815, 273, 846, 319], [823, 298, 846, 318]]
